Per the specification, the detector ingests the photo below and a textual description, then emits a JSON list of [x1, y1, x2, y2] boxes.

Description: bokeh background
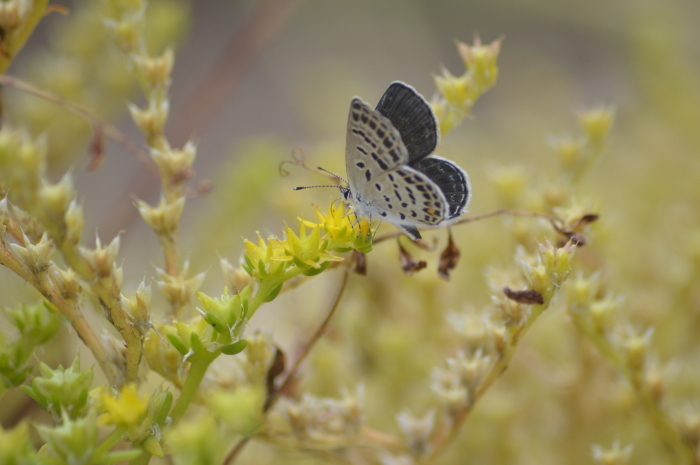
[[2, 0, 700, 464]]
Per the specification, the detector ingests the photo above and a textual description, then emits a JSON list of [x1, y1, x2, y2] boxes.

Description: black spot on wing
[[410, 157, 469, 218], [371, 153, 389, 170], [375, 82, 438, 163]]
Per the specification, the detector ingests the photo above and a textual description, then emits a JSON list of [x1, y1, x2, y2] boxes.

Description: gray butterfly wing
[[359, 165, 450, 240], [346, 98, 409, 194]]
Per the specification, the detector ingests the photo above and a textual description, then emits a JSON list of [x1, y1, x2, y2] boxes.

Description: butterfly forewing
[[346, 98, 409, 193], [375, 82, 439, 163]]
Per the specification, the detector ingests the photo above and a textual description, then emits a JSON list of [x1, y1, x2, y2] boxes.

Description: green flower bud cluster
[[0, 302, 59, 394]]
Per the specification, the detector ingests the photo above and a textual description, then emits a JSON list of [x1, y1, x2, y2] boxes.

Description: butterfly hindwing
[[375, 82, 439, 163], [410, 156, 470, 218], [346, 98, 409, 193], [358, 165, 449, 239]]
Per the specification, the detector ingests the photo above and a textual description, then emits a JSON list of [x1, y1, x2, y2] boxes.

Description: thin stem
[[247, 268, 304, 318], [222, 266, 352, 465], [373, 209, 563, 244], [169, 352, 218, 425], [94, 429, 126, 458], [128, 449, 151, 465], [0, 74, 155, 172]]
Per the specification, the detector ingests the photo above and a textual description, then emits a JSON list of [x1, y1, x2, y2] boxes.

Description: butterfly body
[[344, 82, 471, 240]]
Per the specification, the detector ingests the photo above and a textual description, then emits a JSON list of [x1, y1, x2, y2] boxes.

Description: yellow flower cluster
[[243, 203, 372, 281], [432, 37, 503, 135]]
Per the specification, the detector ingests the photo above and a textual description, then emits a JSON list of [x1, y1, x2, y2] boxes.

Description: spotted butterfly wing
[[345, 82, 470, 240], [346, 98, 409, 187]]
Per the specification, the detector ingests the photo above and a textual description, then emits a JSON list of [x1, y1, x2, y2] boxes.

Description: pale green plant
[[0, 2, 698, 465]]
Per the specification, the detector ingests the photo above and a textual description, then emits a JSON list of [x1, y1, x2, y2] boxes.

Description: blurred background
[[2, 0, 700, 463]]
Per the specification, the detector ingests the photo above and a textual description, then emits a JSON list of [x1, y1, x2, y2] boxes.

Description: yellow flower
[[279, 222, 343, 273], [456, 37, 502, 91], [242, 233, 288, 279], [307, 203, 373, 253], [434, 69, 475, 110], [99, 383, 148, 428], [577, 106, 615, 150]]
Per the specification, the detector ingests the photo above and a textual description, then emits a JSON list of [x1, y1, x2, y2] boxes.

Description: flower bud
[[128, 99, 169, 144], [622, 327, 653, 372], [588, 296, 621, 334], [50, 267, 82, 302], [64, 200, 84, 245], [591, 441, 633, 465], [104, 17, 143, 55], [578, 106, 615, 150], [39, 173, 74, 223], [396, 409, 435, 457], [155, 261, 206, 309], [150, 141, 196, 185], [144, 325, 185, 386], [221, 257, 253, 294], [23, 356, 93, 422], [133, 48, 174, 88], [9, 232, 55, 276], [126, 280, 152, 322], [550, 135, 584, 170], [135, 196, 184, 236], [456, 37, 502, 90], [79, 236, 120, 278], [434, 68, 474, 109], [446, 350, 492, 390], [196, 287, 250, 337]]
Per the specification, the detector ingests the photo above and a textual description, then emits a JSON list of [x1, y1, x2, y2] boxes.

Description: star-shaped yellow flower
[[99, 383, 148, 428]]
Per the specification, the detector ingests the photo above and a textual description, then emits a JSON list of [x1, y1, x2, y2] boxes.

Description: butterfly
[[342, 82, 471, 240]]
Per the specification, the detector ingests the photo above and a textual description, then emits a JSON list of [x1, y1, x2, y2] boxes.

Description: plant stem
[[222, 266, 352, 465], [128, 449, 151, 465], [247, 268, 303, 318], [169, 352, 218, 425]]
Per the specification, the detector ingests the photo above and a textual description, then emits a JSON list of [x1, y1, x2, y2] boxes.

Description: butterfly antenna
[[317, 166, 348, 184], [293, 185, 340, 191]]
